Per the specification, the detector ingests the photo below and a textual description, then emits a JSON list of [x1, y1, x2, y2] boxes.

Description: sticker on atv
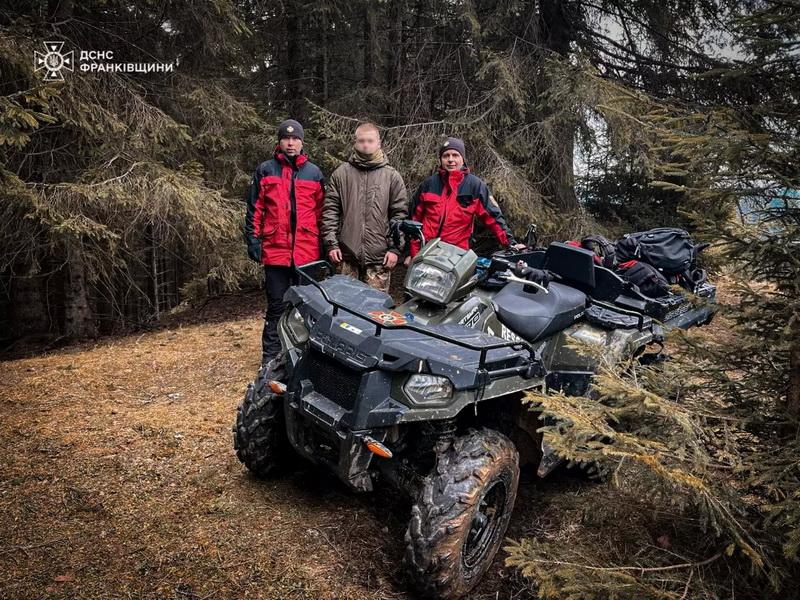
[[339, 322, 363, 335], [367, 310, 408, 326], [500, 323, 523, 342], [457, 305, 483, 328]]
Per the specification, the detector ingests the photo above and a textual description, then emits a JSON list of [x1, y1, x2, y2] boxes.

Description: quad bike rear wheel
[[404, 428, 520, 599], [233, 358, 294, 478]]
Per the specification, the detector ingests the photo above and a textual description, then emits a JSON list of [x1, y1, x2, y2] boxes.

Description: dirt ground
[[0, 292, 581, 599]]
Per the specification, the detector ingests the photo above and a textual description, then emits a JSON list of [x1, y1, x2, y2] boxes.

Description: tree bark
[[64, 243, 97, 339], [363, 3, 378, 86], [788, 315, 800, 417], [536, 0, 580, 212], [285, 4, 302, 116], [48, 0, 74, 22], [149, 225, 161, 321], [320, 9, 329, 102], [387, 0, 405, 123], [7, 273, 49, 339]]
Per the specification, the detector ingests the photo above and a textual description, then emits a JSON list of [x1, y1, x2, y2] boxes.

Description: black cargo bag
[[581, 234, 616, 269], [616, 228, 696, 275], [617, 260, 670, 297]]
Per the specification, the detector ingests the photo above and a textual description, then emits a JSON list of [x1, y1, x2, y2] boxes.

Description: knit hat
[[439, 137, 466, 161], [277, 119, 304, 140]]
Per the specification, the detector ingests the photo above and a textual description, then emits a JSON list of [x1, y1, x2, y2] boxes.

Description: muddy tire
[[233, 359, 294, 478], [404, 428, 520, 599]]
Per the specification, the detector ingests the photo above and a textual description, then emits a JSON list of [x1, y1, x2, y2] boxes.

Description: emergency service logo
[[368, 310, 409, 326], [34, 41, 74, 82], [33, 41, 174, 80]]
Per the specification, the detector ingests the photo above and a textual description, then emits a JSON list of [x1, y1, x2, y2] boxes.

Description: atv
[[233, 221, 716, 599]]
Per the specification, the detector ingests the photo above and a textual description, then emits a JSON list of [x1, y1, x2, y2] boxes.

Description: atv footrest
[[585, 304, 652, 330]]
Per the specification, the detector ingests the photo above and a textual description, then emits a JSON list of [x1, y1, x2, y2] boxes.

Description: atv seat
[[492, 282, 587, 342]]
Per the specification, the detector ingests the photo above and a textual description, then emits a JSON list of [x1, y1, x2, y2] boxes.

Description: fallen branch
[[521, 551, 723, 574], [0, 537, 66, 555]]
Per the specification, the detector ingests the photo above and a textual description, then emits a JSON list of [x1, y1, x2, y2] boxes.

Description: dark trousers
[[262, 265, 298, 361]]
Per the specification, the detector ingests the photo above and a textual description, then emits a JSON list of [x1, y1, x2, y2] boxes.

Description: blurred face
[[440, 149, 464, 171], [354, 126, 381, 155], [279, 135, 303, 156]]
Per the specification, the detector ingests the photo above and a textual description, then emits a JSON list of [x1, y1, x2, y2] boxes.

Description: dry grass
[[0, 292, 546, 599], [1, 276, 736, 599]]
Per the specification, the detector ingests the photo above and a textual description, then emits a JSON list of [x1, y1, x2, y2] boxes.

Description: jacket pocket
[[299, 223, 319, 235], [456, 194, 476, 210], [262, 223, 279, 238]]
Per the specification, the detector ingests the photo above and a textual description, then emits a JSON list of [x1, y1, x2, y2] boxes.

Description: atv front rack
[[294, 261, 542, 384]]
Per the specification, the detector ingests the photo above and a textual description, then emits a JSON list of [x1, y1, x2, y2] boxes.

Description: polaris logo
[[312, 332, 371, 367]]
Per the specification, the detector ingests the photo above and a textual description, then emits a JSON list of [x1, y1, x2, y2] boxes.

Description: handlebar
[[390, 219, 426, 251], [497, 273, 550, 294]]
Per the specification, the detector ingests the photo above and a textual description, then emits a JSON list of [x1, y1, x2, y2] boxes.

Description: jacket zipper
[[289, 165, 298, 267], [360, 169, 367, 264], [437, 176, 458, 238]]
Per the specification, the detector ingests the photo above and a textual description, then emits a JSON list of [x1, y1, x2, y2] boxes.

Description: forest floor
[[0, 283, 733, 600]]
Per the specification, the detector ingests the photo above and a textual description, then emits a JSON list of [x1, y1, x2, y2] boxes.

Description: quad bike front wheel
[[404, 428, 520, 599], [233, 358, 295, 478]]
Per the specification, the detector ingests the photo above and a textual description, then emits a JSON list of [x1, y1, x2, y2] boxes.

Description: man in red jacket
[[244, 119, 324, 365], [405, 137, 523, 264]]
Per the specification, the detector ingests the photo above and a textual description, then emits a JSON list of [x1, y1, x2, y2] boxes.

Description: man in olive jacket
[[322, 122, 408, 291]]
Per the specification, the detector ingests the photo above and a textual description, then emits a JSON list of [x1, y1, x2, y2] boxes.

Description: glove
[[514, 263, 552, 291], [525, 268, 552, 288], [388, 220, 406, 252], [247, 239, 262, 263]]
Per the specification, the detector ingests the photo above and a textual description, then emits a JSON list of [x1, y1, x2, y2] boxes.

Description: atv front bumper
[[282, 382, 388, 492]]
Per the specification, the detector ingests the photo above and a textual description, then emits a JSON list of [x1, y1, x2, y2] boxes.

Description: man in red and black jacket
[[405, 137, 522, 264], [244, 119, 324, 365]]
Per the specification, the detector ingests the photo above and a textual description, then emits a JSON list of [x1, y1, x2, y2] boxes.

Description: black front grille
[[298, 421, 340, 466], [306, 350, 363, 410]]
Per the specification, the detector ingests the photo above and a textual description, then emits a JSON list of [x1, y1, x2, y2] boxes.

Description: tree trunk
[[64, 244, 97, 339], [48, 0, 74, 21], [285, 5, 302, 116], [535, 0, 580, 213], [149, 225, 161, 321], [7, 273, 49, 339], [363, 3, 378, 86], [319, 9, 329, 102], [788, 315, 800, 417], [387, 0, 405, 123], [541, 121, 579, 211]]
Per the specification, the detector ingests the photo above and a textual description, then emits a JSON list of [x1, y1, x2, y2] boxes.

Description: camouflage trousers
[[337, 259, 392, 293]]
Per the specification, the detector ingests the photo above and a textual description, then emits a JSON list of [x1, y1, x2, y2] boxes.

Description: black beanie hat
[[277, 119, 304, 140], [439, 137, 466, 161]]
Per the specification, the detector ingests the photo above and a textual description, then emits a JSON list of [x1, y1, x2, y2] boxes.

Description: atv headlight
[[403, 374, 453, 406], [284, 307, 309, 344], [407, 263, 457, 304]]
